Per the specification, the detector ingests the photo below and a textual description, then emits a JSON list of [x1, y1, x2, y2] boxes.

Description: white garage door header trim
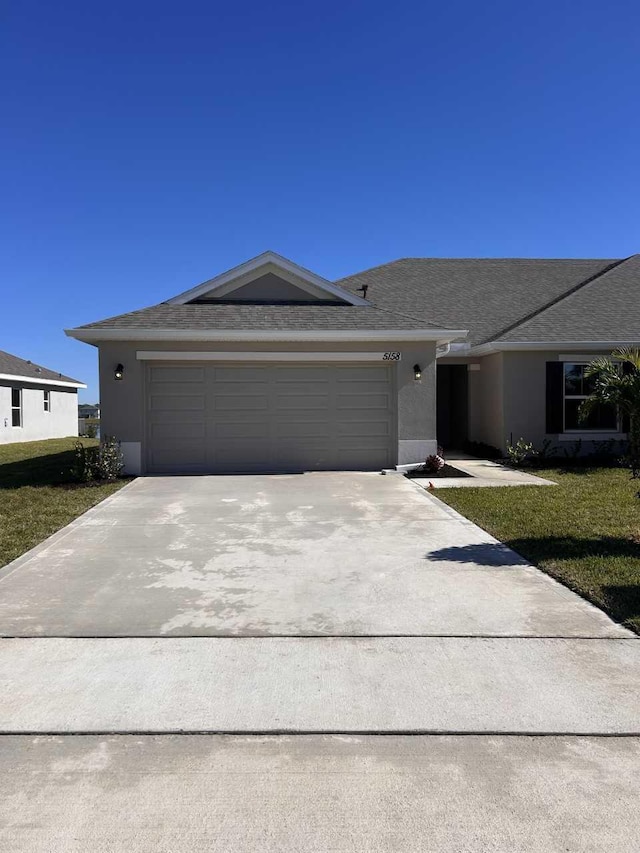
[[137, 351, 403, 362]]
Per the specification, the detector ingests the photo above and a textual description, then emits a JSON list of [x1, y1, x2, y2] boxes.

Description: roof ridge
[[367, 303, 449, 331], [479, 257, 631, 345], [337, 258, 618, 282], [336, 258, 407, 283]]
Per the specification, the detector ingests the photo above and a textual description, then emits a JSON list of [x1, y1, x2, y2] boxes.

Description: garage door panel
[[214, 422, 270, 439], [149, 395, 205, 411], [277, 421, 331, 438], [211, 381, 271, 397], [151, 442, 206, 466], [214, 395, 269, 411], [150, 367, 205, 383], [146, 363, 394, 473], [150, 422, 206, 440], [337, 393, 390, 409], [214, 367, 268, 383], [147, 410, 205, 426], [273, 382, 330, 396], [275, 394, 330, 410], [337, 421, 391, 437], [336, 366, 390, 382], [336, 380, 391, 394]]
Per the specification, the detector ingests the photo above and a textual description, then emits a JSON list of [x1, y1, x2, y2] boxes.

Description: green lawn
[[436, 467, 640, 634], [0, 438, 126, 569]]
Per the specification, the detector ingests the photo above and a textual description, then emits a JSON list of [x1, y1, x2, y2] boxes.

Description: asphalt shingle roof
[[497, 254, 640, 342], [73, 256, 639, 345], [338, 258, 620, 345], [74, 304, 451, 332], [0, 349, 82, 385]]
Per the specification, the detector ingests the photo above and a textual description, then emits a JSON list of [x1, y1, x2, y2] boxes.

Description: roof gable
[[168, 251, 370, 306]]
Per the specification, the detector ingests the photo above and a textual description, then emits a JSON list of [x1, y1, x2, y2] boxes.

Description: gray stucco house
[[66, 251, 640, 474], [0, 349, 85, 445]]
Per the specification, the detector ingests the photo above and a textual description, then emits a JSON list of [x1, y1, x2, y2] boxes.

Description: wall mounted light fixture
[[413, 364, 422, 381], [114, 364, 124, 380]]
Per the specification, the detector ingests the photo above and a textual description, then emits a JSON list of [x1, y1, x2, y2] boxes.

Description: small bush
[[506, 438, 535, 467], [71, 437, 123, 483], [95, 436, 124, 481], [72, 441, 99, 482], [424, 454, 446, 474], [562, 438, 583, 461]]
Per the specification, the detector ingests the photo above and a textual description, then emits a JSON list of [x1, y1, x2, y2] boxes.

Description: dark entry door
[[436, 364, 468, 451]]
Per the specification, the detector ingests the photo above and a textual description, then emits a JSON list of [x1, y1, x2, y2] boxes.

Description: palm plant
[[581, 348, 640, 477]]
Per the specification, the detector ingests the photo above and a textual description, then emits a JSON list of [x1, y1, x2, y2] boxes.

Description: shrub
[[71, 437, 123, 483], [95, 436, 124, 481], [72, 441, 99, 482], [424, 454, 445, 474], [562, 438, 583, 461], [506, 438, 535, 467], [534, 439, 558, 462]]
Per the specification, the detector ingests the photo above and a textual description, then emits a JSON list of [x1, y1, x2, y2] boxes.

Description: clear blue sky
[[2, 0, 639, 401]]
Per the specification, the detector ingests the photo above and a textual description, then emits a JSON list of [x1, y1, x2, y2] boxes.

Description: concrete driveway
[[0, 472, 629, 637], [1, 472, 639, 851]]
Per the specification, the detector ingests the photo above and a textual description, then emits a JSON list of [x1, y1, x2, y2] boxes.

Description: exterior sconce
[[413, 364, 422, 381], [114, 364, 124, 380]]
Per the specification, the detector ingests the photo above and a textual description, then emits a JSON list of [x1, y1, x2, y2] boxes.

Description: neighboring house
[[65, 251, 640, 474], [78, 403, 100, 419], [0, 349, 86, 445]]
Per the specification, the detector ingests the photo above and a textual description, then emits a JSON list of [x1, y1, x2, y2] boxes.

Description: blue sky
[[2, 0, 639, 401]]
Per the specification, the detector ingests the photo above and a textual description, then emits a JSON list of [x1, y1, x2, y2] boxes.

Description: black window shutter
[[546, 362, 564, 434], [622, 360, 632, 433]]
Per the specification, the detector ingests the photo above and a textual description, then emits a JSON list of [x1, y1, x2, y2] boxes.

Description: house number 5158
[[382, 352, 401, 361]]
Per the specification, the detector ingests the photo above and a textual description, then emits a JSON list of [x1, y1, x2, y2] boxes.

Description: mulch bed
[[405, 464, 471, 479]]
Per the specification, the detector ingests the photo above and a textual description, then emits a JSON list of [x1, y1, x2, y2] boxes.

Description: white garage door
[[145, 363, 396, 473]]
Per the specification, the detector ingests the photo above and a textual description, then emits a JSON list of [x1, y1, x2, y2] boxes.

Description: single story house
[[66, 251, 640, 475], [0, 349, 86, 445]]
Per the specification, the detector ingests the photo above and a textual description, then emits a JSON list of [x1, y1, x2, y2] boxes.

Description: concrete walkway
[[411, 457, 558, 488], [0, 472, 638, 851]]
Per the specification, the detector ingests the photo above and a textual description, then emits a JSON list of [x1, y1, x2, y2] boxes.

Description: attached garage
[[145, 362, 396, 473]]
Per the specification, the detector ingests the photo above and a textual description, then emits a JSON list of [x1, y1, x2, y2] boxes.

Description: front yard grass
[[0, 438, 127, 569], [436, 467, 640, 634]]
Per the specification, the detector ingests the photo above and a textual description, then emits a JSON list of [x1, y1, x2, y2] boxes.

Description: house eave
[[469, 340, 640, 356], [0, 372, 86, 389], [65, 327, 469, 345]]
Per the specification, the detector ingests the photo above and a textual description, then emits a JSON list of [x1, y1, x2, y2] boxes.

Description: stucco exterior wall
[[469, 353, 504, 450], [502, 350, 628, 452], [0, 383, 78, 445], [97, 340, 438, 473]]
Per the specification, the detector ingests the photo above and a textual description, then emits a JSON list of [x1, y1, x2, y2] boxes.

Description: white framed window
[[11, 387, 22, 427], [43, 390, 51, 412], [563, 363, 618, 432]]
